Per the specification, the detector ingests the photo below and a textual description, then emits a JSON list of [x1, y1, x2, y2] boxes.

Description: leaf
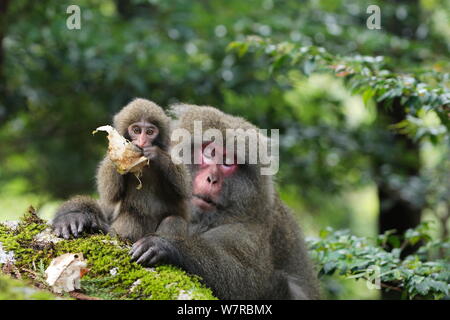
[[303, 59, 316, 76], [319, 229, 331, 239], [415, 279, 430, 296], [323, 261, 337, 274], [387, 235, 401, 248], [362, 89, 375, 105], [238, 42, 249, 58], [93, 125, 149, 189], [45, 253, 87, 294], [272, 54, 289, 71]]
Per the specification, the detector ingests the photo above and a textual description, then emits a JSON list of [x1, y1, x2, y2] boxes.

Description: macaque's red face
[[192, 142, 238, 212], [127, 121, 159, 148]]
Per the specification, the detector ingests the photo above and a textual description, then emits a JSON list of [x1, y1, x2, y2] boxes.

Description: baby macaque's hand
[[142, 145, 159, 160]]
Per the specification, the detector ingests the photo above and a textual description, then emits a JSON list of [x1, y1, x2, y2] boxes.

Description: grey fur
[[134, 104, 320, 299]]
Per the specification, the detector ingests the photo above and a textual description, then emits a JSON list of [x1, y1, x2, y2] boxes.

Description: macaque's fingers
[[132, 239, 142, 250], [77, 220, 84, 233], [90, 218, 99, 230], [136, 248, 156, 265], [142, 146, 158, 160], [98, 220, 109, 233], [130, 244, 148, 261], [52, 211, 92, 238], [148, 251, 165, 266], [70, 221, 79, 237], [132, 237, 148, 251], [61, 225, 71, 239], [53, 226, 62, 237], [92, 216, 108, 233]]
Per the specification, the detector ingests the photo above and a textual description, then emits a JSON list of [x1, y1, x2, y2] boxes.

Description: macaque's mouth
[[130, 142, 144, 152], [193, 194, 216, 205], [192, 194, 218, 210]]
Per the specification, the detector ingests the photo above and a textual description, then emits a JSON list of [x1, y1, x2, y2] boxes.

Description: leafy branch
[[228, 37, 450, 141], [306, 222, 450, 299]]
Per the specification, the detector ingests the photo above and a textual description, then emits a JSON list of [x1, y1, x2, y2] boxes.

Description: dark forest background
[[0, 0, 449, 299]]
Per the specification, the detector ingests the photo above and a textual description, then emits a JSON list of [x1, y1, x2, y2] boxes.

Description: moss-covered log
[[0, 207, 216, 300]]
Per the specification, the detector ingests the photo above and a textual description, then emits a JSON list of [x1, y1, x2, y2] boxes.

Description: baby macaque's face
[[127, 120, 159, 149]]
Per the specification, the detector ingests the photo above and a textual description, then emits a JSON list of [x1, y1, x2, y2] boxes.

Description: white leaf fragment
[[109, 267, 118, 276], [0, 242, 16, 264], [34, 228, 63, 244], [93, 125, 149, 189], [177, 289, 194, 300], [45, 253, 87, 293], [130, 279, 142, 293], [1, 220, 19, 231]]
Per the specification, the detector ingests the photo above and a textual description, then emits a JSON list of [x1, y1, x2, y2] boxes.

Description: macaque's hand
[[130, 235, 182, 267], [52, 211, 108, 239], [142, 145, 159, 160]]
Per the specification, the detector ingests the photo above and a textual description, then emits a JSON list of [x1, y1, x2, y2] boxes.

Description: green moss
[[0, 274, 57, 300], [0, 208, 217, 300], [0, 207, 49, 269]]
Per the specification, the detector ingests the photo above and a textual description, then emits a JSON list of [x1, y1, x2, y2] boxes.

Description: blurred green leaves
[[308, 222, 450, 299], [0, 0, 449, 300], [1, 0, 448, 200], [228, 37, 449, 142]]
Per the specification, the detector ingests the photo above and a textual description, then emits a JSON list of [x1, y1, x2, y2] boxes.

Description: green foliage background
[[0, 0, 449, 299]]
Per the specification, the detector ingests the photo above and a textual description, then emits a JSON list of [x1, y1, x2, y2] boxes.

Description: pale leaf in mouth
[[93, 125, 149, 189]]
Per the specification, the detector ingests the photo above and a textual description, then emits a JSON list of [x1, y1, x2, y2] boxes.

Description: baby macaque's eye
[[146, 128, 154, 135], [133, 127, 141, 134]]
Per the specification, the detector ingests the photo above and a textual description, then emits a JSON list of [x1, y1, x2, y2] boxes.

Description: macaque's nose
[[207, 174, 219, 185], [137, 133, 148, 148], [206, 166, 222, 186]]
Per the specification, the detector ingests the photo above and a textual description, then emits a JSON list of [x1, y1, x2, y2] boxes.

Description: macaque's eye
[[201, 143, 218, 166], [222, 157, 237, 170], [202, 142, 214, 159], [202, 150, 215, 166], [146, 128, 154, 136], [220, 161, 237, 174], [203, 148, 215, 159], [133, 126, 141, 135]]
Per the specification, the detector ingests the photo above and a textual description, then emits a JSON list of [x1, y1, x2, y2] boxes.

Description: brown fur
[[52, 98, 190, 242]]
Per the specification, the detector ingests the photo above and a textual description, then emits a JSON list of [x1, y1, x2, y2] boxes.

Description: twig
[[21, 267, 39, 279], [3, 263, 23, 280], [360, 276, 403, 292], [69, 291, 102, 300], [379, 282, 403, 292]]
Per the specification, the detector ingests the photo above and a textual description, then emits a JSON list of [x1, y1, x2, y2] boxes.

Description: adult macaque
[[130, 104, 320, 299], [52, 98, 190, 242]]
